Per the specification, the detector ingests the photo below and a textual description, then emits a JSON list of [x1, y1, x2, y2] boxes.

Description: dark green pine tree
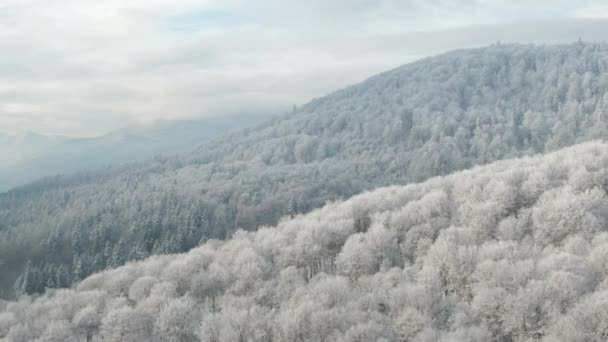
[[19, 261, 40, 295], [186, 215, 198, 247], [103, 241, 113, 269], [130, 243, 148, 261], [162, 234, 180, 254], [128, 220, 139, 237], [13, 274, 24, 297], [73, 257, 86, 282], [110, 241, 126, 268], [90, 224, 108, 252], [21, 261, 34, 294], [71, 227, 83, 256], [45, 273, 56, 289], [44, 264, 57, 289], [152, 238, 163, 255], [176, 228, 187, 252], [93, 252, 105, 272], [46, 232, 59, 261], [143, 220, 160, 253], [55, 265, 71, 288], [287, 197, 298, 218]]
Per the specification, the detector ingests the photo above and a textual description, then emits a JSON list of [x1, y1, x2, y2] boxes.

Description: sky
[[1, 0, 608, 137]]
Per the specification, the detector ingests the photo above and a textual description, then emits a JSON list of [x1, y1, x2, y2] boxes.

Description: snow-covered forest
[[1, 42, 608, 297], [2, 141, 607, 341]]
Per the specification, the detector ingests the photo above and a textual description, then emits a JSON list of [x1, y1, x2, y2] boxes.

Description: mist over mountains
[[0, 114, 266, 192]]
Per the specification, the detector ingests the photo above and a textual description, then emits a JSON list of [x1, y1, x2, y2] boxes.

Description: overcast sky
[[1, 0, 608, 137]]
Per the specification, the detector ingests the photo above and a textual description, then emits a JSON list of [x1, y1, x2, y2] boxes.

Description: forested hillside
[[1, 141, 607, 342], [2, 42, 608, 297]]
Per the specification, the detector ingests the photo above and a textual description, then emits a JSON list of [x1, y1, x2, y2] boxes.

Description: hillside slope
[[2, 42, 608, 296], [1, 141, 607, 342]]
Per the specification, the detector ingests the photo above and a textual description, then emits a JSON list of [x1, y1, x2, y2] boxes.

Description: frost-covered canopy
[[2, 42, 608, 296], [1, 141, 608, 342]]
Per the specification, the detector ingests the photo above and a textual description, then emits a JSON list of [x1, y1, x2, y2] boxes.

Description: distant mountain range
[[0, 114, 268, 192]]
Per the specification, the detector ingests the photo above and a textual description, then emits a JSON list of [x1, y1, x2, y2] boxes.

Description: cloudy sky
[[1, 0, 608, 137]]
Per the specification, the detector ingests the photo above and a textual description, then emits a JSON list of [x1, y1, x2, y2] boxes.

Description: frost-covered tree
[[2, 42, 608, 297], [155, 297, 200, 342], [1, 141, 607, 341]]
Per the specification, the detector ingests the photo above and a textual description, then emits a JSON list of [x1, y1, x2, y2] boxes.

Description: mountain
[[1, 42, 608, 297], [0, 132, 69, 169], [0, 114, 267, 192], [1, 141, 607, 342]]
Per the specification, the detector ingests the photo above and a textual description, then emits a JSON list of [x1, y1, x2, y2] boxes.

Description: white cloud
[[0, 0, 607, 136], [573, 4, 608, 19]]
